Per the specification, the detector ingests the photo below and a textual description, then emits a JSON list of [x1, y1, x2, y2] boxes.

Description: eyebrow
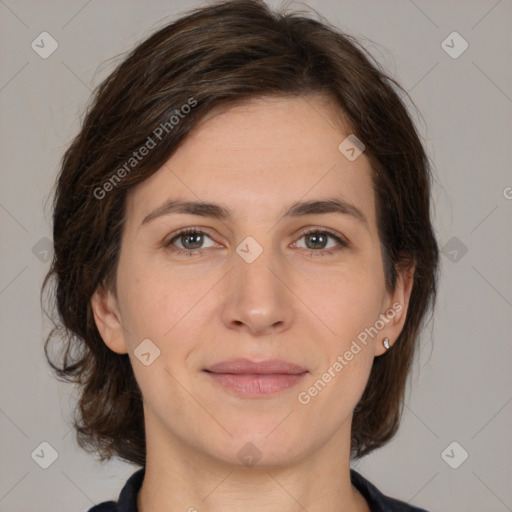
[[141, 197, 368, 228]]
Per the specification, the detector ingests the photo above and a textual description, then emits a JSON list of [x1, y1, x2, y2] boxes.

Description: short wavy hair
[[43, 0, 439, 466]]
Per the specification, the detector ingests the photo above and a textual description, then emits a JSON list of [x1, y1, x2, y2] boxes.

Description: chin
[[202, 427, 305, 469]]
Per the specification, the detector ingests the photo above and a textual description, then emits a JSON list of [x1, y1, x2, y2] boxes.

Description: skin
[[92, 94, 414, 512]]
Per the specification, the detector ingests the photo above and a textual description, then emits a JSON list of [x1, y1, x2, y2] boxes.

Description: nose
[[220, 244, 295, 337]]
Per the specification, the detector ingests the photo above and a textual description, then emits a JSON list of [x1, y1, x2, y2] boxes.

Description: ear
[[90, 283, 128, 354], [374, 263, 415, 357]]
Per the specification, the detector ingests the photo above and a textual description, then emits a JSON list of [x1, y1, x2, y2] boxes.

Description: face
[[92, 95, 412, 468]]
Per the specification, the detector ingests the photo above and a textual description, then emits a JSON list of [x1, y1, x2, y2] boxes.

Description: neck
[[137, 411, 369, 512]]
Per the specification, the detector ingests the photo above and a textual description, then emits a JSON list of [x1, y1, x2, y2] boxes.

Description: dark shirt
[[87, 467, 429, 512]]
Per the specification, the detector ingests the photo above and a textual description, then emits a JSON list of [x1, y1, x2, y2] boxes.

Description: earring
[[383, 337, 390, 350]]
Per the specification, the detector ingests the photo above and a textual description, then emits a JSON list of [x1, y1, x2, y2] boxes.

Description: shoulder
[[350, 469, 430, 512], [86, 467, 145, 512], [87, 502, 117, 512]]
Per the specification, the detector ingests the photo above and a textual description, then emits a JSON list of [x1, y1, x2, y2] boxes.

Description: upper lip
[[204, 358, 308, 375]]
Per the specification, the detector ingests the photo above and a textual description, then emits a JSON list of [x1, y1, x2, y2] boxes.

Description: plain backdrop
[[0, 1, 511, 511]]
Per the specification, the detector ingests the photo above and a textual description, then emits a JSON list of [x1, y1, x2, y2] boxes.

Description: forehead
[[186, 94, 353, 160], [126, 95, 377, 229]]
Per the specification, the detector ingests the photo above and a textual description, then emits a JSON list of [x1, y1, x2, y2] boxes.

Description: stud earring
[[383, 337, 390, 350]]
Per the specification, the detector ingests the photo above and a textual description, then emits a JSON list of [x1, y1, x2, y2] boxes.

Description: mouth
[[203, 358, 309, 397]]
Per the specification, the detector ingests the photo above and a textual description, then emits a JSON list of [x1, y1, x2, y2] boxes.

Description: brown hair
[[43, 0, 439, 465]]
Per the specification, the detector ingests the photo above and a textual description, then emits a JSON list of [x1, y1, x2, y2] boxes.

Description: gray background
[[1, 0, 511, 511]]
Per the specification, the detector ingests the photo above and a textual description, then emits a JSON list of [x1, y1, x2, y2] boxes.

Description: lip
[[203, 358, 309, 397], [205, 358, 308, 375]]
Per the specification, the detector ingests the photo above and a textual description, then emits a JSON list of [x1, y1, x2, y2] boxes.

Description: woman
[[43, 1, 439, 510]]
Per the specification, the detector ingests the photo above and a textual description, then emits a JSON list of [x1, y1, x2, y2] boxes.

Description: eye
[[293, 227, 349, 256], [165, 228, 217, 257], [164, 226, 349, 258]]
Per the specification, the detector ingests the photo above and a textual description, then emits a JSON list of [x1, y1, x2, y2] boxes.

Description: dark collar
[[89, 466, 428, 512]]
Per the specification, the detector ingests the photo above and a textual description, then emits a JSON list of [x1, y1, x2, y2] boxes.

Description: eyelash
[[164, 226, 349, 258]]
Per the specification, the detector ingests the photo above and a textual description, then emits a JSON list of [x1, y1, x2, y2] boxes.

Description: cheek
[[308, 264, 385, 342], [116, 257, 211, 380], [114, 248, 176, 342], [298, 272, 381, 419], [119, 271, 194, 406]]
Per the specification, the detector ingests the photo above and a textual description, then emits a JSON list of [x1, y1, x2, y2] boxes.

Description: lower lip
[[205, 372, 308, 397]]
